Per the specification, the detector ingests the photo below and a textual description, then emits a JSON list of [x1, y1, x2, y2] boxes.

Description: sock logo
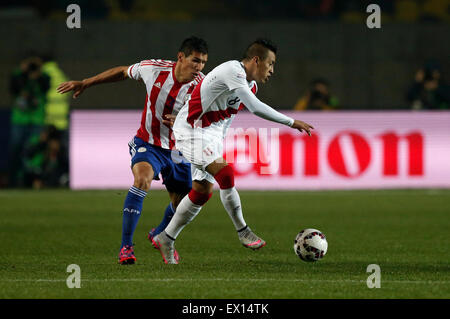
[[123, 208, 141, 215]]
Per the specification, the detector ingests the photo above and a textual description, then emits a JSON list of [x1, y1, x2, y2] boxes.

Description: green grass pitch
[[0, 189, 449, 299]]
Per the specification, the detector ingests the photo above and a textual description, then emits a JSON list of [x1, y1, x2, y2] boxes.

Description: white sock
[[220, 187, 246, 231], [164, 194, 203, 239]]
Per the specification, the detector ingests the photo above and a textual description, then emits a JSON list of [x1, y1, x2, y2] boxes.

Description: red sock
[[188, 189, 212, 206], [214, 165, 235, 189]]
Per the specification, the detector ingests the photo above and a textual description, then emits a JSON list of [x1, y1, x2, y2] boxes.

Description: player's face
[[256, 50, 276, 83], [178, 51, 208, 81]]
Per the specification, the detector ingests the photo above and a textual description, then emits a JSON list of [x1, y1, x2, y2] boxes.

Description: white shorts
[[175, 134, 223, 184]]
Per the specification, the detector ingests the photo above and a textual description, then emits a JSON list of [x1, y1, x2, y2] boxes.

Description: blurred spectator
[[395, 0, 421, 22], [8, 54, 50, 187], [22, 125, 69, 189], [41, 53, 70, 153], [421, 0, 450, 22], [407, 61, 450, 110], [294, 78, 338, 111]]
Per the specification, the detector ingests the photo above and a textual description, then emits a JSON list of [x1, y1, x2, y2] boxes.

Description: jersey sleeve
[[235, 86, 294, 127], [223, 62, 249, 91], [127, 62, 142, 81]]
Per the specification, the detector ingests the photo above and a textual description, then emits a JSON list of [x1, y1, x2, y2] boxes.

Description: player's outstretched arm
[[56, 66, 129, 99], [236, 87, 314, 136]]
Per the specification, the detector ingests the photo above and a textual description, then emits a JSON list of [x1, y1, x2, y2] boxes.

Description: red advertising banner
[[70, 111, 450, 190]]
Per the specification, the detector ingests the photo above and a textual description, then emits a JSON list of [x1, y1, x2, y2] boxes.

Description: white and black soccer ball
[[294, 228, 328, 262]]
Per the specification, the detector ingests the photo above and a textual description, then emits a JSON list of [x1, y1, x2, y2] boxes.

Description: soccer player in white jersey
[[56, 37, 209, 264], [153, 38, 314, 264]]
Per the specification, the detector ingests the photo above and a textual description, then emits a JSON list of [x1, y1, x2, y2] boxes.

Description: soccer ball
[[294, 228, 328, 262]]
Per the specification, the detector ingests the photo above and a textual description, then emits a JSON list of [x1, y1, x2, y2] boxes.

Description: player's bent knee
[[132, 162, 154, 192], [192, 179, 214, 194], [133, 175, 152, 192], [214, 165, 235, 189]]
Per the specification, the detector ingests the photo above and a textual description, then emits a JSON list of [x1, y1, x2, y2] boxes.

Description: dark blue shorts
[[128, 136, 192, 194]]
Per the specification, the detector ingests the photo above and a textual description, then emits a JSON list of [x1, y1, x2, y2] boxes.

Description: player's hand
[[291, 119, 314, 136], [56, 80, 86, 99], [162, 114, 177, 127]]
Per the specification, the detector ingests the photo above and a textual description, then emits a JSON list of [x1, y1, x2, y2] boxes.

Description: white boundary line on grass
[[4, 278, 450, 285]]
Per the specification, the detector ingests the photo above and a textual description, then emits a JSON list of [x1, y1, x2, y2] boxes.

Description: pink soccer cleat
[[118, 245, 136, 265], [148, 229, 180, 262], [239, 226, 266, 250]]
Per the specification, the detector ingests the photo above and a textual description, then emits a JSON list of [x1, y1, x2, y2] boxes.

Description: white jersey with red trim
[[173, 60, 258, 140], [127, 59, 204, 149]]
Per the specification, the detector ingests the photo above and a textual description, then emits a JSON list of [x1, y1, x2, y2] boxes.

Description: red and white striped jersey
[[173, 60, 257, 140], [127, 59, 204, 149]]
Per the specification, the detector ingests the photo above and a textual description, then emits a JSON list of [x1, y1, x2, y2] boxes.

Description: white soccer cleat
[[238, 226, 266, 250], [153, 231, 178, 264]]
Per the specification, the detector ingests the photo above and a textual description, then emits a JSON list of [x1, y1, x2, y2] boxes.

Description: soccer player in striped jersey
[[57, 37, 209, 264], [153, 38, 314, 264]]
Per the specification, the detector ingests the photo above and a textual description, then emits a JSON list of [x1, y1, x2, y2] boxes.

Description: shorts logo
[[203, 146, 213, 156], [138, 147, 147, 153]]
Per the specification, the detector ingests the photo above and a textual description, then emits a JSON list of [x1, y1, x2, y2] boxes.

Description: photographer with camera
[[8, 54, 50, 187], [407, 61, 450, 110], [294, 78, 338, 111]]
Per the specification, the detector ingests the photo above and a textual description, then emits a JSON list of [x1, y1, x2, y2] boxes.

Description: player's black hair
[[178, 36, 208, 57], [243, 38, 277, 61]]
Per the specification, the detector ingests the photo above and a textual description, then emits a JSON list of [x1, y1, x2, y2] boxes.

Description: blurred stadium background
[[0, 0, 449, 189], [0, 0, 449, 300]]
